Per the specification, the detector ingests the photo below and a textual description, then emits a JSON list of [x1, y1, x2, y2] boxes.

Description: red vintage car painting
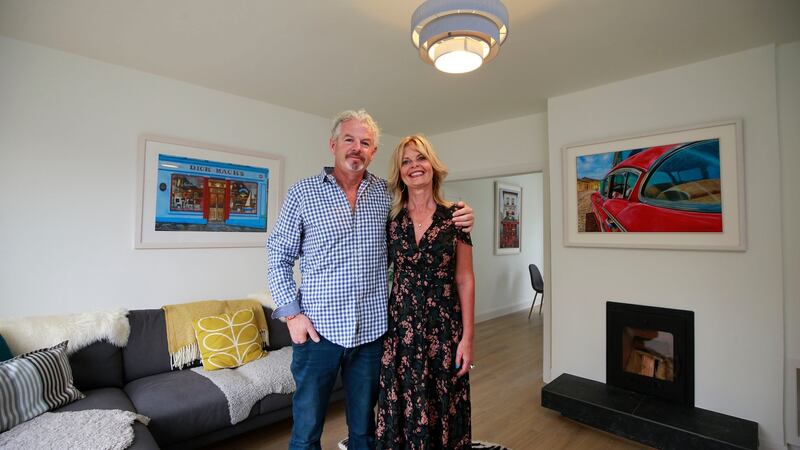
[[578, 139, 722, 233]]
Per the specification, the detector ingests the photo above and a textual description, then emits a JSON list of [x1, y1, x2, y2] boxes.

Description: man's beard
[[345, 155, 366, 171]]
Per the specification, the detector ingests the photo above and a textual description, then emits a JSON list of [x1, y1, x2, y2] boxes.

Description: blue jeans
[[289, 335, 383, 450]]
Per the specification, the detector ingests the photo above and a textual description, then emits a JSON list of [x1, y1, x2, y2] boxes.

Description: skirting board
[[475, 300, 531, 323]]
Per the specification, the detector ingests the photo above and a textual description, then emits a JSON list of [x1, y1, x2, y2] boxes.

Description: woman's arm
[[454, 240, 475, 377]]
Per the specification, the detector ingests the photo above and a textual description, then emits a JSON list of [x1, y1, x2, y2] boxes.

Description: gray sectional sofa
[[59, 307, 339, 449]]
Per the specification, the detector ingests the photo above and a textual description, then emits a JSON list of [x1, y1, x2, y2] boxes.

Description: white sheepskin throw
[[191, 346, 294, 424], [0, 309, 130, 355]]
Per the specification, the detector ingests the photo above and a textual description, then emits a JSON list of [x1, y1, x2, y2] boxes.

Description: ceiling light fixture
[[411, 0, 509, 74]]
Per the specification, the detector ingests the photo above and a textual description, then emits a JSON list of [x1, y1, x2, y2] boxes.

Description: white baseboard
[[475, 300, 532, 323], [761, 438, 790, 450]]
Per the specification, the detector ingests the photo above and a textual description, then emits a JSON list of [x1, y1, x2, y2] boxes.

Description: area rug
[[337, 439, 510, 449], [471, 441, 511, 450]]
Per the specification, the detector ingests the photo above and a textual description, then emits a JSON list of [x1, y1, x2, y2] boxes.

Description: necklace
[[413, 215, 431, 228], [409, 202, 434, 229]]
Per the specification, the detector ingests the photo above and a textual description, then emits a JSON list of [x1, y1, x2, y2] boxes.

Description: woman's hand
[[455, 337, 474, 377]]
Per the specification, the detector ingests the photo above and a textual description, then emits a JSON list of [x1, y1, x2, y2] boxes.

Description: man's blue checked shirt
[[267, 168, 390, 348]]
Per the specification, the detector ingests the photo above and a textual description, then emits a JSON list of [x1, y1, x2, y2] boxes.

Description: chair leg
[[538, 291, 544, 315], [528, 292, 539, 320]]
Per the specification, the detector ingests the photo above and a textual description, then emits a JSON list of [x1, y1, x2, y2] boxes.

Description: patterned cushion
[[0, 341, 84, 432], [193, 309, 264, 371]]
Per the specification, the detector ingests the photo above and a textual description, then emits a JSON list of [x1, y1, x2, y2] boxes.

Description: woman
[[376, 135, 475, 449]]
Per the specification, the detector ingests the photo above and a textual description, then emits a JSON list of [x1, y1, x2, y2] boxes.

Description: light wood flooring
[[206, 311, 649, 449]]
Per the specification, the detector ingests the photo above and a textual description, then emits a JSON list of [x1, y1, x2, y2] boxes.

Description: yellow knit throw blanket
[[162, 300, 268, 369]]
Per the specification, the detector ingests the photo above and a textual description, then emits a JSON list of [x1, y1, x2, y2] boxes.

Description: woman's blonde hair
[[388, 135, 452, 219]]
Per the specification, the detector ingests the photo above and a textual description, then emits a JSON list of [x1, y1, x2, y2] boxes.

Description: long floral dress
[[376, 204, 472, 450]]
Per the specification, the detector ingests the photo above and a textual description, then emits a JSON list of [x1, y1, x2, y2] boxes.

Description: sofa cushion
[[122, 309, 289, 381], [124, 309, 172, 383], [258, 392, 293, 414], [125, 369, 256, 446], [253, 377, 342, 415], [194, 308, 265, 371], [56, 386, 135, 412], [264, 307, 292, 350], [126, 423, 161, 450], [55, 387, 159, 450], [69, 341, 124, 390], [0, 341, 84, 432], [0, 334, 12, 361]]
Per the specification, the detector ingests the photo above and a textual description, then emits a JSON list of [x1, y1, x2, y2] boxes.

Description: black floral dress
[[376, 204, 472, 450]]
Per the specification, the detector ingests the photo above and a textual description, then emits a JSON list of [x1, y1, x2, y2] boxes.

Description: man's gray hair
[[331, 109, 380, 146]]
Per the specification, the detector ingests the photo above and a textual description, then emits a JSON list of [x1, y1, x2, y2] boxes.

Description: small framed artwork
[[562, 119, 745, 251], [135, 135, 283, 249], [495, 182, 522, 255]]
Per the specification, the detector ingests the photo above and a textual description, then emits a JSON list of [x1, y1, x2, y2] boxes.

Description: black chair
[[528, 264, 544, 319]]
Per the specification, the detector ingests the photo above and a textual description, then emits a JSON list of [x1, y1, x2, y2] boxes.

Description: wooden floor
[[206, 311, 648, 450]]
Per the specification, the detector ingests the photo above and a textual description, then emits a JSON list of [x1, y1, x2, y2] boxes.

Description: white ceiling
[[1, 0, 798, 136]]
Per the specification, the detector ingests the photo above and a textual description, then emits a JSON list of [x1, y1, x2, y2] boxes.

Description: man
[[268, 110, 473, 450]]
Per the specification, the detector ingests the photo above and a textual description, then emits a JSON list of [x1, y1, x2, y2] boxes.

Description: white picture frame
[[562, 119, 745, 251], [495, 182, 522, 255], [135, 134, 283, 249]]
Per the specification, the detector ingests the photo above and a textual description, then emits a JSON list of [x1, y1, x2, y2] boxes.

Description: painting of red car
[[576, 139, 722, 232]]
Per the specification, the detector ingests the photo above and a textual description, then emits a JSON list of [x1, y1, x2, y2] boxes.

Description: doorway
[[444, 171, 544, 323], [208, 179, 227, 222]]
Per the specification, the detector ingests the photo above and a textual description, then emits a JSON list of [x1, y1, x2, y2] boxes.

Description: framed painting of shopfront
[[495, 182, 522, 255], [135, 135, 283, 249]]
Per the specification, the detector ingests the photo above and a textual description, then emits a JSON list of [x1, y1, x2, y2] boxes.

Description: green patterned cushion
[[0, 341, 84, 432]]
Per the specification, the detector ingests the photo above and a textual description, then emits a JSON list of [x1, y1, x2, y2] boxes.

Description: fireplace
[[542, 301, 757, 449], [606, 301, 694, 406]]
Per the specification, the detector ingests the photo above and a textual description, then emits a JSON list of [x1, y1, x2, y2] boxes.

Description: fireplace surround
[[541, 300, 758, 449], [606, 301, 694, 406]]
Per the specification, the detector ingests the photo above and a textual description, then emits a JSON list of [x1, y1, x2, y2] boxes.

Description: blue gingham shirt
[[267, 168, 390, 348]]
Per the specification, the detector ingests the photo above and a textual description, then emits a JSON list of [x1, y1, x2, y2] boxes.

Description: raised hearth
[[541, 373, 758, 450]]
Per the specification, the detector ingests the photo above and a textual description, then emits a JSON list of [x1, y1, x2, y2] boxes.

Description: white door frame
[[448, 162, 553, 383]]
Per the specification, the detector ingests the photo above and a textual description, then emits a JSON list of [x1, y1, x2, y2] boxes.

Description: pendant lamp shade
[[411, 0, 509, 74]]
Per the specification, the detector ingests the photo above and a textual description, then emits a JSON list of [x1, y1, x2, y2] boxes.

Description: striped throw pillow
[[0, 341, 84, 432]]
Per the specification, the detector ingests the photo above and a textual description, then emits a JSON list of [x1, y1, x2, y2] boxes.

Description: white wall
[[778, 41, 800, 446], [444, 173, 544, 321], [0, 37, 397, 317], [0, 34, 543, 323], [430, 113, 548, 178], [547, 45, 785, 448], [430, 111, 552, 379]]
